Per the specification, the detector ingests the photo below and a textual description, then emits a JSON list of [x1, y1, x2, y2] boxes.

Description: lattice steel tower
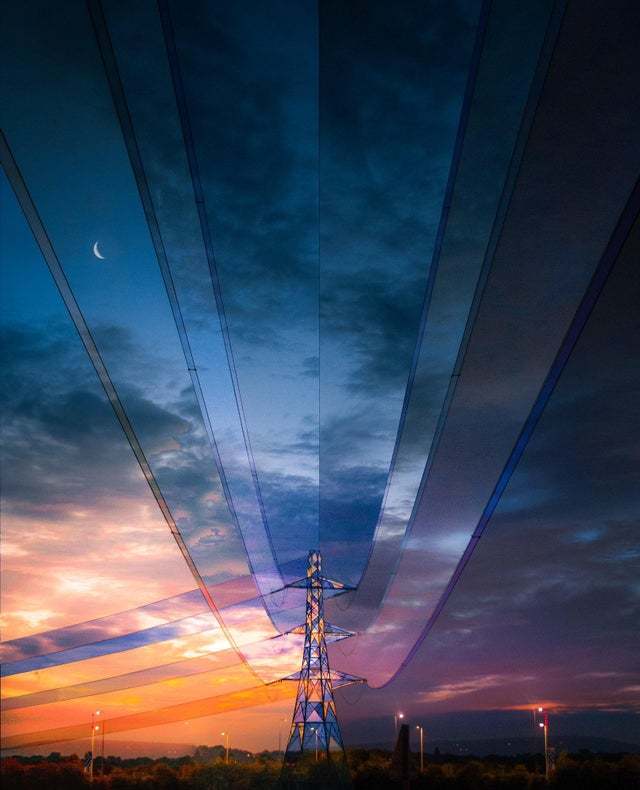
[[278, 549, 365, 763]]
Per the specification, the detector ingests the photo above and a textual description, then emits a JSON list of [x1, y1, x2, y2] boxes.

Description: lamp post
[[537, 707, 550, 780], [101, 717, 106, 775], [394, 711, 404, 736], [220, 731, 230, 764], [314, 727, 319, 762], [415, 725, 424, 772], [89, 710, 101, 782]]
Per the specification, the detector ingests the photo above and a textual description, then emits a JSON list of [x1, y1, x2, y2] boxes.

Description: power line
[[86, 0, 284, 618], [0, 130, 269, 688], [379, 172, 640, 688], [155, 0, 281, 591]]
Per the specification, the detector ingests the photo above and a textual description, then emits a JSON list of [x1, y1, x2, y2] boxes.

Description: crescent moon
[[92, 241, 105, 260]]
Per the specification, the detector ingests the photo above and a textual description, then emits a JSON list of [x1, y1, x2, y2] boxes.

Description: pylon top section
[[286, 549, 355, 592]]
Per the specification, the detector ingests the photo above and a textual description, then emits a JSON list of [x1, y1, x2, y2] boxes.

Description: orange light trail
[[1, 681, 296, 750]]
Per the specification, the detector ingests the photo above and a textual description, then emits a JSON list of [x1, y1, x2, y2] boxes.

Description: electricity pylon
[[275, 550, 365, 764]]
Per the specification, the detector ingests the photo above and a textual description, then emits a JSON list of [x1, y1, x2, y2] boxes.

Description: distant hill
[[5, 734, 639, 761], [2, 740, 261, 762], [2, 739, 198, 759], [356, 735, 640, 756]]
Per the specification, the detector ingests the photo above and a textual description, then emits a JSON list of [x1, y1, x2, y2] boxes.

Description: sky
[[1, 0, 639, 755]]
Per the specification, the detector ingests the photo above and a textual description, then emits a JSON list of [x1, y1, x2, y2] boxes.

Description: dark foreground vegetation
[[2, 749, 639, 789]]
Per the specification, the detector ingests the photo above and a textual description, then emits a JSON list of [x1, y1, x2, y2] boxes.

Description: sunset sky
[[1, 0, 639, 755]]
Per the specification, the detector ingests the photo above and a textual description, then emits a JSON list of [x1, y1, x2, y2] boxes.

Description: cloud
[[144, 0, 319, 343], [318, 0, 480, 395], [0, 320, 269, 640], [418, 674, 535, 704], [1, 324, 217, 521]]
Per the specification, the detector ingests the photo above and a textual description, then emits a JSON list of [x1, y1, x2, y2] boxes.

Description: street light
[[89, 710, 101, 782], [220, 731, 230, 764], [100, 718, 106, 776], [536, 707, 550, 780], [415, 725, 425, 772], [394, 711, 404, 736]]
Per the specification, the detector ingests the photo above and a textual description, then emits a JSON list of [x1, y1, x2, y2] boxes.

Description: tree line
[[2, 748, 639, 789]]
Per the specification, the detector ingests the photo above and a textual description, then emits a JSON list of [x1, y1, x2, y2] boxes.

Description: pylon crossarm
[[275, 667, 365, 684], [285, 576, 355, 591], [332, 675, 367, 689], [324, 623, 356, 639], [280, 624, 306, 636], [280, 622, 355, 641]]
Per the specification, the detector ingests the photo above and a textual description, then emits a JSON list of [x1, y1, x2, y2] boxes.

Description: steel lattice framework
[[279, 550, 364, 763]]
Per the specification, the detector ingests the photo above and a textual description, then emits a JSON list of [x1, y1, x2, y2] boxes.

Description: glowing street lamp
[[100, 717, 106, 776], [89, 710, 101, 782], [415, 725, 425, 772], [220, 731, 230, 764], [394, 711, 404, 736], [536, 707, 550, 780]]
